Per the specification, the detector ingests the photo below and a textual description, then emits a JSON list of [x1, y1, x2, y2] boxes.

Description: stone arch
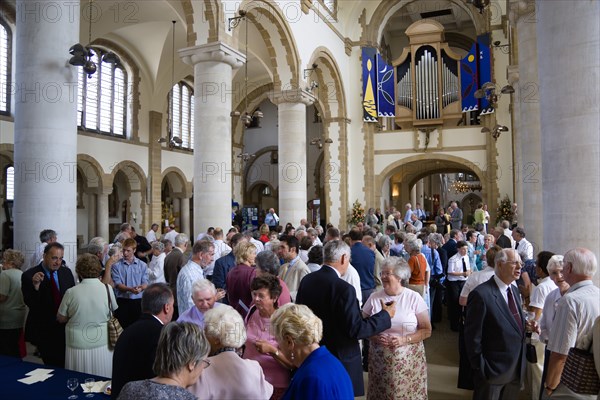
[[161, 166, 192, 198], [107, 160, 147, 193], [233, 83, 274, 146], [185, 0, 218, 46], [237, 0, 301, 88], [376, 153, 491, 213], [365, 0, 488, 46], [77, 154, 109, 191]]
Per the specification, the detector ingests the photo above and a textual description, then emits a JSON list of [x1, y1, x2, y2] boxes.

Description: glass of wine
[[67, 378, 79, 399], [85, 378, 95, 397]]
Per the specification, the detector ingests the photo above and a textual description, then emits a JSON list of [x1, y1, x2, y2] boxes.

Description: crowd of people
[[0, 204, 599, 400]]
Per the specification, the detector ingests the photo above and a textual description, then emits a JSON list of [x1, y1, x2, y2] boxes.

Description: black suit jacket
[[437, 247, 449, 276], [296, 266, 391, 396], [442, 238, 458, 261], [111, 313, 164, 399], [464, 277, 526, 385], [496, 234, 512, 249], [21, 263, 76, 344]]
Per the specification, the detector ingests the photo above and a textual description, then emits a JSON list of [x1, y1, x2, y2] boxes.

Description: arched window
[[168, 82, 194, 150], [77, 48, 127, 137], [5, 165, 14, 201], [0, 18, 11, 115]]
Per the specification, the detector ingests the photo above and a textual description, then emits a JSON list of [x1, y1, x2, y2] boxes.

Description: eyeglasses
[[201, 358, 211, 369], [380, 271, 398, 278], [504, 260, 523, 267]]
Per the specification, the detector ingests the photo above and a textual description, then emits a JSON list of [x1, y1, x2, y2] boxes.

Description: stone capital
[[508, 0, 536, 26], [507, 65, 520, 85], [269, 89, 316, 106], [179, 42, 246, 69]]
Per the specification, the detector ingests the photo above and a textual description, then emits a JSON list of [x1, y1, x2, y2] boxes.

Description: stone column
[[13, 1, 79, 267], [88, 193, 96, 242], [537, 1, 600, 268], [416, 179, 424, 210], [510, 0, 543, 253], [269, 89, 316, 227], [148, 111, 163, 228], [507, 64, 523, 231], [180, 197, 190, 237], [410, 185, 417, 209], [179, 42, 245, 235], [97, 190, 110, 242]]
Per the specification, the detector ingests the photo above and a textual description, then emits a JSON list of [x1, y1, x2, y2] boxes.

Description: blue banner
[[477, 34, 494, 115], [376, 53, 395, 117], [362, 47, 378, 122], [460, 42, 478, 112]]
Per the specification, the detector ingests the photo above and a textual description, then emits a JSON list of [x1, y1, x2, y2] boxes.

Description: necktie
[[49, 271, 61, 311], [506, 287, 524, 332], [515, 242, 519, 250], [462, 257, 467, 273]]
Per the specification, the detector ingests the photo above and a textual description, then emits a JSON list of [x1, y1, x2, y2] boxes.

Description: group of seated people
[[0, 216, 598, 400]]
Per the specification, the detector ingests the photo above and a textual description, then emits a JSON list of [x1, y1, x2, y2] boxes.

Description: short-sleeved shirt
[[0, 269, 27, 329], [111, 258, 149, 299], [362, 288, 428, 336], [529, 276, 557, 309], [547, 280, 600, 355]]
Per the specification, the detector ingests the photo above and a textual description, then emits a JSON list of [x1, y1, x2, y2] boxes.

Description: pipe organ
[[394, 20, 462, 127]]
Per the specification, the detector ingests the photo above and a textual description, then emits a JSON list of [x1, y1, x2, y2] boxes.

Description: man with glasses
[[464, 249, 526, 400], [21, 242, 75, 367]]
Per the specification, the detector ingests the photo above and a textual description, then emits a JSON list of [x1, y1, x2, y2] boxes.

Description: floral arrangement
[[495, 195, 514, 224], [348, 199, 365, 226]]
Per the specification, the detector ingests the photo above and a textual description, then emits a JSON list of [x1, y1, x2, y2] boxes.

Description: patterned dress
[[363, 289, 428, 400]]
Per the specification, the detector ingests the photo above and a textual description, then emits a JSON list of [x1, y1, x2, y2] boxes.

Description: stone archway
[[161, 167, 192, 235], [108, 161, 148, 234]]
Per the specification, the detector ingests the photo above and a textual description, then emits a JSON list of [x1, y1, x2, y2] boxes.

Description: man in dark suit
[[111, 283, 174, 399], [163, 233, 188, 319], [349, 228, 376, 303], [464, 249, 526, 400], [492, 227, 512, 249], [296, 240, 395, 396], [212, 233, 246, 304], [21, 242, 75, 367], [442, 229, 462, 265]]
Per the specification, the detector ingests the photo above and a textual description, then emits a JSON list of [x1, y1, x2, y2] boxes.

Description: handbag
[[560, 341, 600, 395], [105, 284, 123, 349]]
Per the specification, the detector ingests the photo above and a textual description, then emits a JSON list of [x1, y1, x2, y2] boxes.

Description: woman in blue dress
[[271, 303, 354, 400]]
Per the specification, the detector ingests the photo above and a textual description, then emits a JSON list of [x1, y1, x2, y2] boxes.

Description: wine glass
[[67, 378, 79, 399], [85, 378, 95, 397]]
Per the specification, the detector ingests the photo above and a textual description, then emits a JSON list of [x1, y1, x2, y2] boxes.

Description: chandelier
[[449, 181, 482, 193]]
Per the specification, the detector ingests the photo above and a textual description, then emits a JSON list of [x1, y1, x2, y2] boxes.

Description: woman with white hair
[[537, 254, 568, 398], [189, 305, 273, 399], [362, 256, 431, 399], [271, 303, 353, 399], [148, 241, 166, 284], [404, 235, 430, 300], [177, 279, 222, 328]]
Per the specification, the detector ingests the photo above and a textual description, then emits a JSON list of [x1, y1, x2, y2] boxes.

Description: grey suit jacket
[[464, 276, 526, 385]]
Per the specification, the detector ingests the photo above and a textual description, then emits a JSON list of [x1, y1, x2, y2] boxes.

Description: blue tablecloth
[[0, 356, 110, 399]]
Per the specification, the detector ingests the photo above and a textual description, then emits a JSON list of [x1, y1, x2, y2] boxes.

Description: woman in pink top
[[244, 275, 293, 400]]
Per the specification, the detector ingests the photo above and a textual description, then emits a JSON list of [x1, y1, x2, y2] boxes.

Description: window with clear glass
[[318, 0, 337, 19], [77, 48, 127, 137], [0, 19, 11, 115], [5, 166, 14, 201], [168, 82, 194, 150]]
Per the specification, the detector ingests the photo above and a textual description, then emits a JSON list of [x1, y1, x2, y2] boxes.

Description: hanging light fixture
[[158, 21, 182, 149], [228, 9, 264, 128], [474, 81, 515, 108], [309, 137, 333, 149], [68, 0, 120, 78]]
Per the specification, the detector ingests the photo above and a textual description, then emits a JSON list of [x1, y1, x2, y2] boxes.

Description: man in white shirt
[[447, 241, 471, 331], [177, 240, 215, 315], [164, 223, 178, 245], [146, 223, 159, 243], [24, 229, 57, 271], [204, 228, 231, 281], [512, 227, 533, 262], [264, 208, 279, 230], [460, 245, 503, 307]]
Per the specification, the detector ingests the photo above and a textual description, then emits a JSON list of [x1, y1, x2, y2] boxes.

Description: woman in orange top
[[404, 235, 429, 300]]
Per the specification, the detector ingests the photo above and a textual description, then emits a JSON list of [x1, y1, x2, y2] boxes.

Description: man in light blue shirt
[[111, 238, 149, 328]]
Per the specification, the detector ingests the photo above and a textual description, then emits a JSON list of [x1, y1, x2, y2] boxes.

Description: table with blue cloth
[[0, 356, 110, 399]]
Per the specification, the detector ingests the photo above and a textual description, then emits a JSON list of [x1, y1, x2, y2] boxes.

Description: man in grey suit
[[464, 248, 526, 400], [450, 201, 464, 230]]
